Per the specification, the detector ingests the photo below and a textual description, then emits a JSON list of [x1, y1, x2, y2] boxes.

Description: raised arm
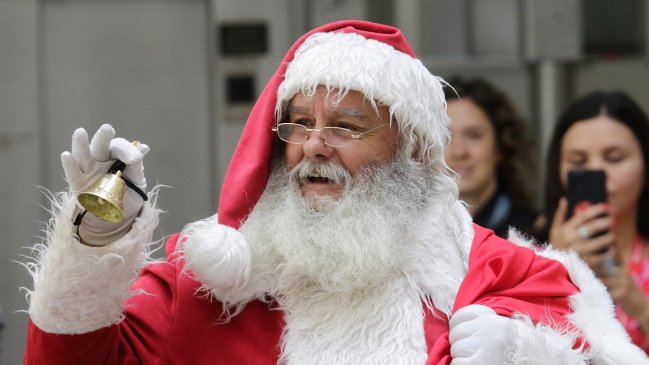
[[24, 124, 162, 362]]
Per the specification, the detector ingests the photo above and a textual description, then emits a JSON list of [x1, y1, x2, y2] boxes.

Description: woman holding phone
[[540, 90, 649, 353]]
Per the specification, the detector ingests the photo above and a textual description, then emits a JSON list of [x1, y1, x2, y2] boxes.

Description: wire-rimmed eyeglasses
[[272, 123, 388, 148]]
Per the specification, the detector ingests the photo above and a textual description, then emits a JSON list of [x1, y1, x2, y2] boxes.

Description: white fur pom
[[179, 216, 262, 313], [25, 190, 161, 334]]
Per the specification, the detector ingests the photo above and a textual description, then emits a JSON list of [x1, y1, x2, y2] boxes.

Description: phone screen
[[567, 169, 614, 258], [567, 169, 607, 219]]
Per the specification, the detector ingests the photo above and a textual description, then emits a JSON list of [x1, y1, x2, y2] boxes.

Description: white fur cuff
[[510, 315, 585, 364], [26, 191, 161, 334]]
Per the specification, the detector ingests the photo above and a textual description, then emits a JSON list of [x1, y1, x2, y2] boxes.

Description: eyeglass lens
[[276, 124, 352, 147]]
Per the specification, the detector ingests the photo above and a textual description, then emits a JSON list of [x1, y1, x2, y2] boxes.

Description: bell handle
[[107, 160, 126, 175], [106, 159, 148, 202]]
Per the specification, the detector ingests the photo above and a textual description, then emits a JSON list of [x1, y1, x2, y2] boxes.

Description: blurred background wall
[[0, 0, 647, 363]]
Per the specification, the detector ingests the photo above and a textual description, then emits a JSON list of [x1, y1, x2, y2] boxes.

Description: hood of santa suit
[[179, 20, 643, 363]]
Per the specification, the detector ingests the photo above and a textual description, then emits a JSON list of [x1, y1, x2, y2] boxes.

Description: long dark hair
[[540, 90, 649, 241], [443, 76, 537, 209]]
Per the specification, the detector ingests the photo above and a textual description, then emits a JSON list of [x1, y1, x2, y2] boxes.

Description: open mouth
[[307, 172, 333, 184], [291, 162, 349, 188]]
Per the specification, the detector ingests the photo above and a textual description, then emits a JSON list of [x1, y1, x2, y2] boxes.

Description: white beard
[[239, 155, 432, 296], [239, 156, 433, 364]]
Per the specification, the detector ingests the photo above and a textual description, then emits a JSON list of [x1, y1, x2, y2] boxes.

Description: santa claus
[[24, 20, 648, 364]]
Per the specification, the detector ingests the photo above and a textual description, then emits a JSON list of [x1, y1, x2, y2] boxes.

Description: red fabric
[[24, 226, 583, 364], [426, 225, 580, 365], [217, 20, 415, 229], [24, 233, 285, 365]]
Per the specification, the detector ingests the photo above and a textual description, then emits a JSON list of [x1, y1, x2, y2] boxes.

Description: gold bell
[[77, 161, 127, 223]]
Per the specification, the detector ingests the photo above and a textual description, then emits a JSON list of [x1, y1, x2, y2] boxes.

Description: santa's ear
[[400, 133, 423, 163], [390, 120, 419, 162], [410, 143, 422, 161]]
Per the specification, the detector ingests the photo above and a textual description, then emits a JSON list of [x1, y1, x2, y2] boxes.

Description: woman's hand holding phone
[[550, 169, 618, 277], [550, 198, 617, 275]]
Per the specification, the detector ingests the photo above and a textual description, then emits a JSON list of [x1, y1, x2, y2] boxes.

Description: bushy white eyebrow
[[333, 107, 369, 120], [286, 105, 309, 115], [286, 102, 372, 122]]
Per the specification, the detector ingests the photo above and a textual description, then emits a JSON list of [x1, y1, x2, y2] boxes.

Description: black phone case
[[567, 169, 607, 219]]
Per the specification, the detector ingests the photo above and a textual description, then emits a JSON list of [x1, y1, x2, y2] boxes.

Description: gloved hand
[[61, 124, 149, 246], [449, 304, 517, 365]]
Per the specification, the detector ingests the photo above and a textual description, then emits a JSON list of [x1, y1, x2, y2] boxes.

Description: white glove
[[61, 124, 149, 246], [449, 304, 517, 365]]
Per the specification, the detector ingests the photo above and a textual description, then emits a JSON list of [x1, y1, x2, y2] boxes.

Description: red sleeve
[[24, 321, 128, 365], [455, 225, 578, 321], [426, 225, 580, 365], [24, 234, 182, 365]]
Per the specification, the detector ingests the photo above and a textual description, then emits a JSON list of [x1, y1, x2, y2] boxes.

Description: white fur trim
[[179, 215, 267, 315], [508, 230, 649, 364], [510, 315, 585, 364], [276, 31, 450, 169], [25, 190, 161, 334]]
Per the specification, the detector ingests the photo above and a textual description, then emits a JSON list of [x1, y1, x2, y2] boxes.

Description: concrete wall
[[0, 1, 40, 364], [0, 1, 213, 363]]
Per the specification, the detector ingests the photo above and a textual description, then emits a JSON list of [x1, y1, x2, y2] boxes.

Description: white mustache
[[290, 160, 352, 185]]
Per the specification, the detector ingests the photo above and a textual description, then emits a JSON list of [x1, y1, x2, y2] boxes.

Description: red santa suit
[[24, 20, 648, 364]]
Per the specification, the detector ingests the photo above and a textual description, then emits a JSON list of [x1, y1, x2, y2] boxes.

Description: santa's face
[[284, 86, 400, 201]]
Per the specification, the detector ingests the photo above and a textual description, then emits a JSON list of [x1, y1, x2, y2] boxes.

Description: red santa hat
[[218, 20, 450, 228]]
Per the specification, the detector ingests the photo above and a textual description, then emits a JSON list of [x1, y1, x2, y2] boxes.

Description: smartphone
[[567, 169, 616, 264], [567, 169, 607, 219]]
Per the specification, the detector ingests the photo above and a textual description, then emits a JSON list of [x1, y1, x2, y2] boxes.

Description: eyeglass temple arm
[[350, 123, 388, 139]]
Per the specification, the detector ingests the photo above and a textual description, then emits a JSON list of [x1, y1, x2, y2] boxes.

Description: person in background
[[540, 90, 649, 354], [443, 76, 539, 238], [23, 21, 648, 364]]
